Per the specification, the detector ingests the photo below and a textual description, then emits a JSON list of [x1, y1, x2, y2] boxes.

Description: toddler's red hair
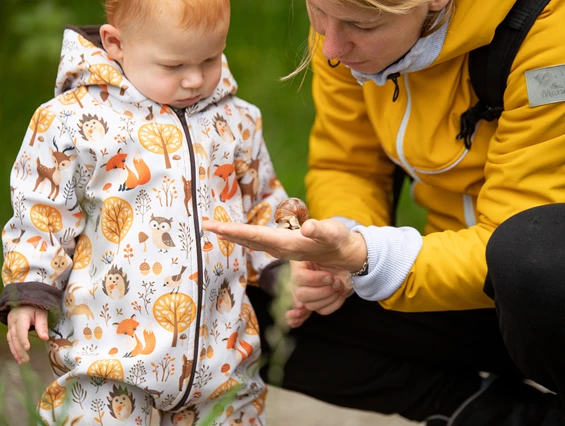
[[105, 0, 230, 33]]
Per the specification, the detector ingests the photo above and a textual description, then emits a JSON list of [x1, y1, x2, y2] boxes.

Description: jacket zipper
[[394, 73, 419, 182], [388, 72, 401, 102], [172, 108, 204, 411]]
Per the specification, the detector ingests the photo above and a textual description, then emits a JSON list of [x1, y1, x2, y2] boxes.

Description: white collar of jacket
[[55, 26, 238, 115], [351, 12, 449, 86]]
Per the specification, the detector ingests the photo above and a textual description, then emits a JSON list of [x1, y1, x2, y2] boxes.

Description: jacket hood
[[55, 26, 238, 114], [437, 0, 517, 63], [352, 0, 518, 85]]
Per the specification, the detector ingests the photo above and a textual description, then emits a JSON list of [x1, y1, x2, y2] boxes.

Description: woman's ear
[[100, 24, 124, 61], [428, 0, 451, 12]]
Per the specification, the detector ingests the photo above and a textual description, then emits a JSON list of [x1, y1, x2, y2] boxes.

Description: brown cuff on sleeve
[[0, 282, 63, 325], [258, 259, 289, 297]]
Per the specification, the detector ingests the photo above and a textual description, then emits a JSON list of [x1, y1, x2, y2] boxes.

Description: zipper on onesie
[[171, 108, 204, 411]]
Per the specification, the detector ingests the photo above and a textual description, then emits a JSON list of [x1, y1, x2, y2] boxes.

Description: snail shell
[[275, 198, 309, 229]]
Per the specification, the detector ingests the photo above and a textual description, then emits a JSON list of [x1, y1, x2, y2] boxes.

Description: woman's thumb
[[301, 219, 322, 240]]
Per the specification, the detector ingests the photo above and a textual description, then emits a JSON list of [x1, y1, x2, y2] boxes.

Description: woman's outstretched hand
[[201, 218, 367, 272]]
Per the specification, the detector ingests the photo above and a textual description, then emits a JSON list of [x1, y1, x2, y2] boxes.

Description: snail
[[275, 198, 309, 230]]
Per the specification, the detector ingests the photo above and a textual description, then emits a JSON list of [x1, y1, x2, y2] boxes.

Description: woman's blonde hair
[[104, 0, 230, 34], [284, 0, 455, 84]]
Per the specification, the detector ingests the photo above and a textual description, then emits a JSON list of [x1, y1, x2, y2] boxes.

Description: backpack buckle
[[457, 102, 504, 149], [479, 105, 504, 122]]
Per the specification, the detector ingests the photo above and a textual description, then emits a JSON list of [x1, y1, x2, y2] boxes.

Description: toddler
[[0, 0, 288, 424]]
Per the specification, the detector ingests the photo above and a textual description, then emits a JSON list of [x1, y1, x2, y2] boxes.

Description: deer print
[[33, 138, 77, 201], [240, 158, 260, 210], [182, 175, 192, 216], [47, 327, 79, 377], [178, 354, 193, 391]]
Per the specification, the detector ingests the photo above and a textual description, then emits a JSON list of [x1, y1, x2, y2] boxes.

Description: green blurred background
[[0, 0, 423, 331]]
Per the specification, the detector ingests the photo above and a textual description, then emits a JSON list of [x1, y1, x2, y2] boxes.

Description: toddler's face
[[118, 12, 229, 109]]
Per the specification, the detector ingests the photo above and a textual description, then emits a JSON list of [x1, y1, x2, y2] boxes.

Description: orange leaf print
[[2, 251, 30, 283], [241, 128, 251, 141], [153, 293, 196, 347], [214, 206, 235, 268], [58, 86, 88, 109], [234, 160, 249, 178], [39, 381, 67, 422], [72, 234, 92, 270], [252, 388, 268, 415], [101, 197, 134, 249], [138, 123, 183, 169], [77, 34, 97, 49], [30, 204, 63, 246], [208, 378, 240, 400], [246, 202, 272, 226], [88, 64, 123, 87], [87, 359, 124, 381], [240, 303, 259, 336], [28, 107, 56, 147]]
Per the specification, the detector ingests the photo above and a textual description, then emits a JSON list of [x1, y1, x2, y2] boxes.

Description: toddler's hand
[[7, 306, 49, 365]]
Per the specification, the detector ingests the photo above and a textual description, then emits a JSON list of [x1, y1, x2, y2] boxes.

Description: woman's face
[[308, 0, 441, 74]]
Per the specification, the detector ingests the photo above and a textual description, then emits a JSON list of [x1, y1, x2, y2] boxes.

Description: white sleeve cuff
[[350, 225, 423, 301], [331, 216, 361, 230]]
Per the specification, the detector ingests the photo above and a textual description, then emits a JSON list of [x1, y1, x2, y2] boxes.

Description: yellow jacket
[[306, 0, 565, 311]]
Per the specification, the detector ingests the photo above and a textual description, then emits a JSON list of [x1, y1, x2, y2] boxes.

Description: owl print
[[149, 214, 176, 252]]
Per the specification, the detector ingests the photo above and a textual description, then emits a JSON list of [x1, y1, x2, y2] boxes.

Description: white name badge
[[525, 64, 565, 107]]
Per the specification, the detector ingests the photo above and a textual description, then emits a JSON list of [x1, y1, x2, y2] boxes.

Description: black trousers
[[248, 204, 565, 422]]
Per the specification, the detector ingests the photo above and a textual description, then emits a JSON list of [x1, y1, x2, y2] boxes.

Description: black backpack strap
[[391, 164, 408, 226], [457, 0, 551, 149]]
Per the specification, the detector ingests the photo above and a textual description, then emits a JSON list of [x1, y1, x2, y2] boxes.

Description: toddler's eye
[[354, 25, 377, 32], [162, 64, 182, 70]]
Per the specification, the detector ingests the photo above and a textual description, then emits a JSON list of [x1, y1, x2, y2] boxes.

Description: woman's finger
[[285, 308, 312, 328], [294, 282, 341, 303], [301, 291, 342, 312], [291, 266, 337, 288], [315, 294, 348, 316]]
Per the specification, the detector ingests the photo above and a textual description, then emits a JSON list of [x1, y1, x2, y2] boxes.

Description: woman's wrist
[[340, 231, 368, 273]]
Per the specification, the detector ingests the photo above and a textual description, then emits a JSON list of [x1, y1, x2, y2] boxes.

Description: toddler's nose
[[181, 68, 204, 89]]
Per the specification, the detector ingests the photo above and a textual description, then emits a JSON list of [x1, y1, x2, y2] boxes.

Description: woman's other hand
[[285, 260, 351, 328]]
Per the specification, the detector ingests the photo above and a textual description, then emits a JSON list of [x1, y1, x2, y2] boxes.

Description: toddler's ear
[[100, 24, 124, 61]]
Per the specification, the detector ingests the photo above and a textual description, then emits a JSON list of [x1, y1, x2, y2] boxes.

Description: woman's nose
[[321, 25, 351, 60], [181, 68, 203, 89]]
